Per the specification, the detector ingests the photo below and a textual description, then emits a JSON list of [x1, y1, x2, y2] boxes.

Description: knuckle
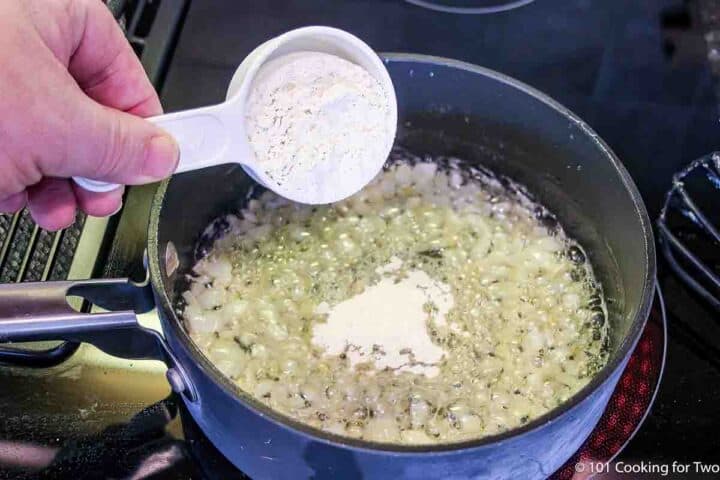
[[0, 150, 40, 199], [14, 155, 43, 187], [0, 191, 27, 214], [96, 116, 130, 179]]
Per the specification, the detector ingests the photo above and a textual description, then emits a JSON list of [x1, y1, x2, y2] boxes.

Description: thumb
[[49, 99, 179, 185]]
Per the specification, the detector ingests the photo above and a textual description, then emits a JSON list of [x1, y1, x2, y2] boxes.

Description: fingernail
[[143, 134, 179, 180]]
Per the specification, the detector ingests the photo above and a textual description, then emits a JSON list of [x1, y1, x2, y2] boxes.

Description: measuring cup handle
[[73, 105, 231, 193]]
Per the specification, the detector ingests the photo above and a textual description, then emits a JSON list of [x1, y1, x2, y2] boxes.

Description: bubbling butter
[[183, 152, 609, 445]]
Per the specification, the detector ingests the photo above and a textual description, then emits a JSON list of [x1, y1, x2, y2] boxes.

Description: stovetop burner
[[552, 287, 666, 480]]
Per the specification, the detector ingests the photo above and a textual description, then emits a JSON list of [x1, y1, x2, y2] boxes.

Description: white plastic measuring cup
[[73, 26, 397, 204]]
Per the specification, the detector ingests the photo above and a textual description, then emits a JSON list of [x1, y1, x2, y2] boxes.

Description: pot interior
[[150, 54, 655, 441]]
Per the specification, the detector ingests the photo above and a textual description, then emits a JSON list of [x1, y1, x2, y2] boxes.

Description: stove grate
[[658, 153, 720, 310]]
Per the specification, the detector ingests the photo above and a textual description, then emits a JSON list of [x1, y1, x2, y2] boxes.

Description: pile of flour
[[312, 258, 453, 377], [245, 51, 392, 202]]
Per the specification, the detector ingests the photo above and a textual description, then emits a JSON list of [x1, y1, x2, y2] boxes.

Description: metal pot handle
[[0, 278, 197, 401]]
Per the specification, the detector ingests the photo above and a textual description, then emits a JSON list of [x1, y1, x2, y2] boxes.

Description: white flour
[[312, 260, 453, 377], [245, 51, 391, 202]]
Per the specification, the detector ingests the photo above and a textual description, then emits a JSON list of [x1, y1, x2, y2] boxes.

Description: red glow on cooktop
[[552, 299, 665, 480]]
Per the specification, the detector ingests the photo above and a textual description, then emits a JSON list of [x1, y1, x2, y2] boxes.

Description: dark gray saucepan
[[0, 54, 655, 480]]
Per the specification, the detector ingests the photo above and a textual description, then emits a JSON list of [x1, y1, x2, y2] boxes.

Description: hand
[[0, 0, 179, 230]]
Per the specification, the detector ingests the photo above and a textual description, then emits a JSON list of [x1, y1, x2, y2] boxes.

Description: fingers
[[69, 0, 162, 117], [0, 182, 124, 228], [0, 0, 159, 229], [72, 183, 124, 217], [55, 0, 179, 186], [27, 178, 77, 231], [38, 98, 179, 186], [21, 180, 123, 230], [0, 191, 27, 214], [79, 104, 180, 184]]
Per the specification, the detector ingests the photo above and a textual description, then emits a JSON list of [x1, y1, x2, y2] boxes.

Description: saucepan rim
[[147, 53, 657, 454]]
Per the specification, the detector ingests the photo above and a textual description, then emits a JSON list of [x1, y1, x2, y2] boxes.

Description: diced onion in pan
[[183, 153, 609, 445]]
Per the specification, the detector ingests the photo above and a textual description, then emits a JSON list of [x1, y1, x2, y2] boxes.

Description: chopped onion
[[183, 157, 608, 445]]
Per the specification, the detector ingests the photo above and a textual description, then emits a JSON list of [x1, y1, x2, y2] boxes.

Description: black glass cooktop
[[2, 0, 720, 478]]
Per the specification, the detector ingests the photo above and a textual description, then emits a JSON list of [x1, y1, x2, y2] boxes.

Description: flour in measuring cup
[[245, 51, 392, 202]]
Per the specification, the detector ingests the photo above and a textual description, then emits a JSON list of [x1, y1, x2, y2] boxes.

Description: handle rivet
[[166, 368, 187, 395]]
